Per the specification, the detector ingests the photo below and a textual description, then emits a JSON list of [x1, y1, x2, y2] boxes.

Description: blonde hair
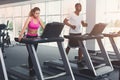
[[29, 7, 40, 17]]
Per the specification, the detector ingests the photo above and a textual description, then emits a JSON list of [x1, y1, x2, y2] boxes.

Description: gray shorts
[[68, 33, 81, 48]]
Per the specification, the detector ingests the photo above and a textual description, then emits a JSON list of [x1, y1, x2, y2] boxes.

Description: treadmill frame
[[65, 35, 114, 76], [0, 48, 8, 80], [103, 34, 120, 60], [25, 38, 75, 80]]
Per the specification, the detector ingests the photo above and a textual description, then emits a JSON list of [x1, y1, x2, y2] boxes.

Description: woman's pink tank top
[[27, 18, 41, 36]]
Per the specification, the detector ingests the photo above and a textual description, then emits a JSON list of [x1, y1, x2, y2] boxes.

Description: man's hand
[[70, 25, 76, 29], [64, 18, 76, 29], [81, 21, 88, 27]]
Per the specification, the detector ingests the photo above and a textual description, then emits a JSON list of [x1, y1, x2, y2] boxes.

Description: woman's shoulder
[[26, 17, 33, 21], [28, 17, 33, 20]]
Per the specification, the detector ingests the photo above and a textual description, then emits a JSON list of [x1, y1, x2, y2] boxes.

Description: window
[[46, 1, 61, 15], [0, 8, 5, 18], [32, 3, 45, 15], [13, 18, 22, 37], [95, 0, 120, 51], [46, 16, 60, 23], [6, 7, 13, 18], [22, 5, 30, 17], [62, 0, 80, 14], [13, 6, 21, 17], [0, 0, 87, 47]]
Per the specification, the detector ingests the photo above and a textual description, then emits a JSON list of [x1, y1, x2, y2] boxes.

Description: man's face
[[75, 4, 82, 12]]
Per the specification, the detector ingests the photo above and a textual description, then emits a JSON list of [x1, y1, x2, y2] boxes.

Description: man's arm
[[81, 20, 88, 27], [63, 18, 76, 29]]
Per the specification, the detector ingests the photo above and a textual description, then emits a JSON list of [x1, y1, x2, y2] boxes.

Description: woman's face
[[33, 10, 40, 18]]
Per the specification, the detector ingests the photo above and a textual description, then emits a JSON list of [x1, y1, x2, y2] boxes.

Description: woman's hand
[[18, 17, 30, 42], [18, 35, 23, 42]]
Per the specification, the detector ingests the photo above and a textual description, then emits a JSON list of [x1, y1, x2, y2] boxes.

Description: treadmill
[[8, 22, 75, 80], [103, 33, 120, 67], [44, 23, 114, 79], [91, 33, 120, 66], [90, 32, 120, 79]]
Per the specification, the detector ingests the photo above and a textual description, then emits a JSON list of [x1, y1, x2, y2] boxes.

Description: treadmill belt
[[93, 62, 106, 69], [94, 52, 118, 59], [8, 64, 73, 80], [8, 67, 31, 80], [44, 59, 114, 79], [20, 64, 64, 76], [112, 61, 120, 66], [111, 61, 120, 68], [44, 60, 97, 78], [52, 75, 73, 80]]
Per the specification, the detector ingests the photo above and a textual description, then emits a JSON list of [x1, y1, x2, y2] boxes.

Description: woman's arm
[[18, 17, 31, 40], [39, 18, 45, 29]]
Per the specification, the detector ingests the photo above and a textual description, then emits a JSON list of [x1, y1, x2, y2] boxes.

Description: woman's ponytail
[[29, 9, 33, 16], [29, 7, 40, 17]]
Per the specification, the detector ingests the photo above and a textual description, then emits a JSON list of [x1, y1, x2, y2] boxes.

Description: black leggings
[[26, 35, 38, 69]]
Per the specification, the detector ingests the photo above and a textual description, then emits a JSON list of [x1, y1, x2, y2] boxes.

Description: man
[[64, 3, 87, 63]]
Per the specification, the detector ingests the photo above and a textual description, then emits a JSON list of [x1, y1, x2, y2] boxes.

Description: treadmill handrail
[[103, 33, 120, 37], [64, 34, 104, 40], [14, 37, 64, 44]]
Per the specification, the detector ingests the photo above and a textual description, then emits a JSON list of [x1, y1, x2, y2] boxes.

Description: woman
[[18, 7, 45, 76]]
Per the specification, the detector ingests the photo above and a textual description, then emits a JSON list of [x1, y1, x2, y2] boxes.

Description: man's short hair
[[75, 3, 81, 7]]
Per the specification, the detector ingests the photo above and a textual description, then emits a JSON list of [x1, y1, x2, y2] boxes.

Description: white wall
[[86, 0, 96, 50]]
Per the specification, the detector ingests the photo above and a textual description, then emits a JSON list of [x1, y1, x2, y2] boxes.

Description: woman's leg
[[30, 43, 38, 67], [34, 43, 38, 51], [26, 35, 38, 76], [29, 43, 38, 76], [28, 55, 33, 69]]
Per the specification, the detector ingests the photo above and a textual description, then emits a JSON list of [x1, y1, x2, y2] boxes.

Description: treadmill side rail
[[26, 44, 44, 80], [0, 48, 8, 80], [78, 40, 97, 75], [109, 37, 120, 60], [97, 38, 113, 68], [57, 42, 75, 80]]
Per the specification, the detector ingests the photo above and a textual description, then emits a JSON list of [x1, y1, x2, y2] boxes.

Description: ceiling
[[0, 0, 30, 5]]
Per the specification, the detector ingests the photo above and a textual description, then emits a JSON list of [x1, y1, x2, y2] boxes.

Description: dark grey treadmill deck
[[44, 60, 114, 80], [7, 63, 88, 80], [8, 66, 69, 80], [1, 44, 119, 80], [91, 52, 120, 68]]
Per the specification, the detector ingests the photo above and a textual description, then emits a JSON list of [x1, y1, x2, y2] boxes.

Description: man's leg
[[77, 48, 84, 67], [66, 46, 70, 55], [78, 48, 83, 61]]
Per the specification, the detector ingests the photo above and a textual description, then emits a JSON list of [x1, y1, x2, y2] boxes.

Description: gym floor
[[1, 43, 120, 80]]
